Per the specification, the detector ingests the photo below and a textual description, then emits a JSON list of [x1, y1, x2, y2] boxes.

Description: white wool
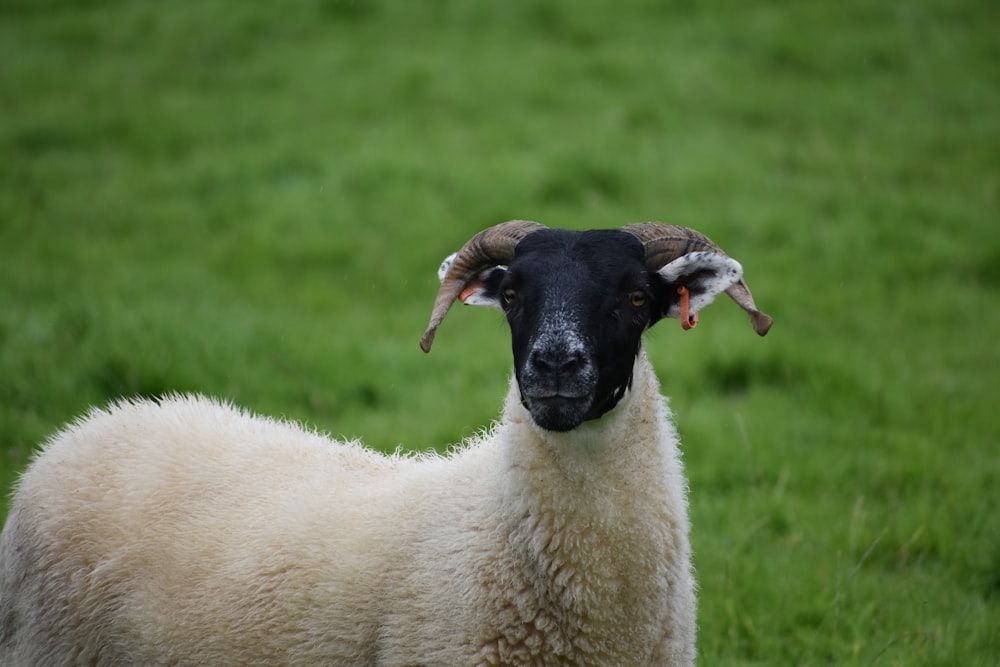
[[0, 350, 695, 666]]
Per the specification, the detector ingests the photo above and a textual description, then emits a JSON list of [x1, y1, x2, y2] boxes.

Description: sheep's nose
[[529, 346, 586, 377]]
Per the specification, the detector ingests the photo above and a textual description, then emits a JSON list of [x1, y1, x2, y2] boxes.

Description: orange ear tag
[[677, 286, 699, 330]]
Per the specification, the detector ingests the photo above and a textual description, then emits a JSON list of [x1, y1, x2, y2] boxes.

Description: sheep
[[0, 220, 772, 666]]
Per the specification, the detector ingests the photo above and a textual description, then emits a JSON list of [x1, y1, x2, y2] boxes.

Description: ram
[[0, 221, 771, 666]]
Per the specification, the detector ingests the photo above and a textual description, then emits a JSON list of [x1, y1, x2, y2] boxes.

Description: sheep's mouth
[[522, 393, 594, 432]]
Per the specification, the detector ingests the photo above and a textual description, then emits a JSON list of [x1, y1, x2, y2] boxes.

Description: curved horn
[[621, 222, 773, 336], [621, 222, 724, 266], [420, 220, 547, 353]]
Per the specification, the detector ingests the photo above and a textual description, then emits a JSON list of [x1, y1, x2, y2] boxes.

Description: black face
[[490, 229, 668, 432]]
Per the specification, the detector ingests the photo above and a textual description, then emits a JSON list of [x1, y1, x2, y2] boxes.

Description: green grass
[[2, 0, 997, 663]]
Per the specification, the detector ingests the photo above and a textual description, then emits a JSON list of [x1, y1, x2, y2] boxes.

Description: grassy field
[[2, 0, 997, 663]]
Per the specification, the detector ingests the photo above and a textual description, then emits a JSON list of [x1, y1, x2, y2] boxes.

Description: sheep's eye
[[503, 288, 517, 305], [628, 291, 647, 308]]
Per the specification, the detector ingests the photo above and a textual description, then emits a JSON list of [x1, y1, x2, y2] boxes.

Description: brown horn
[[725, 279, 774, 336], [621, 222, 773, 336], [620, 222, 725, 266], [419, 220, 547, 353]]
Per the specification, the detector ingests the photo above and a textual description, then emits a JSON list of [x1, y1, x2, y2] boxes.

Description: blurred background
[[1, 0, 997, 663]]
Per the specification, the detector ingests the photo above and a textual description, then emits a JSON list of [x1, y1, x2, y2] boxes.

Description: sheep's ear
[[654, 251, 744, 325], [436, 253, 508, 311]]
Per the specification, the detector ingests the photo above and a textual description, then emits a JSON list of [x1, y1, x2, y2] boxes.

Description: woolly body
[[0, 349, 694, 666]]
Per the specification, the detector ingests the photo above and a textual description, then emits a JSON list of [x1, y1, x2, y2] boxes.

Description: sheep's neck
[[497, 350, 683, 612]]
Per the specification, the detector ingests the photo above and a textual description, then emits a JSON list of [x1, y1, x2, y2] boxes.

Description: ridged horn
[[420, 220, 547, 353], [621, 222, 773, 336]]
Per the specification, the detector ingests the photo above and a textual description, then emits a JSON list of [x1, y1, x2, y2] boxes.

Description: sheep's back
[[0, 394, 411, 663]]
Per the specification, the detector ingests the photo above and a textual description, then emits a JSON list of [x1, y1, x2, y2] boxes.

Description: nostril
[[560, 350, 585, 374], [529, 349, 552, 374]]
